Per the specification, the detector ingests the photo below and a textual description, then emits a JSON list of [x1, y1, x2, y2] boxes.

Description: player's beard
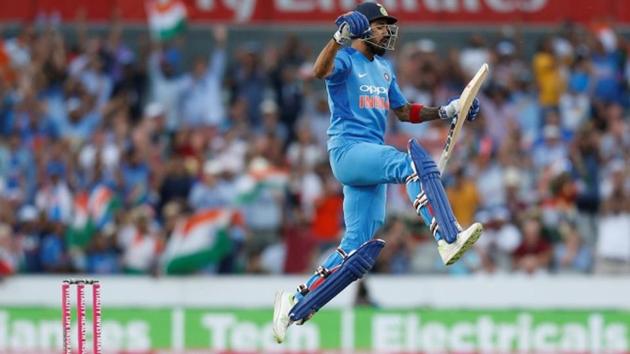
[[366, 39, 387, 56]]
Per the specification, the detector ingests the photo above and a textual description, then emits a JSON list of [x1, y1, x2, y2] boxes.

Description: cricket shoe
[[437, 222, 483, 266], [272, 290, 297, 343]]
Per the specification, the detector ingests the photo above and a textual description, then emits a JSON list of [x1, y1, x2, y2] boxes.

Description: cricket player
[[273, 2, 483, 343]]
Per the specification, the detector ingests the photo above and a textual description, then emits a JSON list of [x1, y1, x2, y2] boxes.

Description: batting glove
[[439, 97, 480, 122], [333, 11, 371, 46]]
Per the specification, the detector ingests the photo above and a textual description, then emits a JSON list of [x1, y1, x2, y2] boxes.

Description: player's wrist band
[[409, 103, 424, 123]]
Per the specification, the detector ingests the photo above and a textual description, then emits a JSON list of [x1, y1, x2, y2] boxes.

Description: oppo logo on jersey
[[359, 85, 388, 95], [359, 85, 389, 110]]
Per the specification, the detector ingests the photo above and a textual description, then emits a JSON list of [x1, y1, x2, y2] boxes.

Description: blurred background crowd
[[0, 13, 628, 278]]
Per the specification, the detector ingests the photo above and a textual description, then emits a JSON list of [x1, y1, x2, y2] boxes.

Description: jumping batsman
[[273, 2, 483, 342]]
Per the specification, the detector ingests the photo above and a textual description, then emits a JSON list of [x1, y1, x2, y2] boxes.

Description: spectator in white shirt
[[35, 162, 73, 224], [147, 45, 188, 132], [117, 205, 163, 274], [459, 35, 490, 79], [533, 125, 569, 171], [180, 26, 228, 128], [476, 207, 521, 273], [188, 160, 234, 211]]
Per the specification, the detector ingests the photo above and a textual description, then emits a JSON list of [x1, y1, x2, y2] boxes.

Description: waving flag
[[161, 209, 240, 274], [67, 185, 120, 248], [66, 192, 95, 248], [235, 158, 289, 204], [88, 184, 119, 230], [146, 0, 188, 41]]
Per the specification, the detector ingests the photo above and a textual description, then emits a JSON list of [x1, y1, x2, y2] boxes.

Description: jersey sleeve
[[388, 68, 408, 110], [326, 50, 351, 83]]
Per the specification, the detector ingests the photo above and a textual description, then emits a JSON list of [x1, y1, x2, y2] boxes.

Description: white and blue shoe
[[406, 139, 483, 266], [437, 222, 483, 265], [272, 290, 296, 343]]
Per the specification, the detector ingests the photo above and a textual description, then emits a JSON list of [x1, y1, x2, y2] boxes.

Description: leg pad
[[408, 139, 459, 243], [289, 239, 385, 323]]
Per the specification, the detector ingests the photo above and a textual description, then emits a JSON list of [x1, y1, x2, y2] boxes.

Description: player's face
[[365, 19, 398, 55], [370, 20, 390, 44]]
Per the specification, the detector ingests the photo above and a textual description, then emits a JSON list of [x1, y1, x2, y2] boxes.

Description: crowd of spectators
[[0, 15, 628, 277]]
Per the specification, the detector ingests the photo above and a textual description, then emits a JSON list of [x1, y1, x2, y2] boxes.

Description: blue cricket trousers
[[297, 140, 422, 299]]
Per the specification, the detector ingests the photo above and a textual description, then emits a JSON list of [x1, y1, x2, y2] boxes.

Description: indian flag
[[88, 184, 119, 231], [161, 209, 239, 274], [146, 0, 188, 41], [235, 158, 290, 204], [67, 185, 119, 248], [66, 192, 96, 248]]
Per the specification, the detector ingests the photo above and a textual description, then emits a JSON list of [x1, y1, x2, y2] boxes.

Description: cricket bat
[[437, 63, 489, 174]]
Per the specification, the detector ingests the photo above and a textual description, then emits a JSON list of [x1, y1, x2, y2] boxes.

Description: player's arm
[[393, 104, 442, 123], [312, 39, 343, 79], [388, 73, 444, 123], [313, 11, 370, 79], [392, 99, 481, 124], [389, 69, 481, 123]]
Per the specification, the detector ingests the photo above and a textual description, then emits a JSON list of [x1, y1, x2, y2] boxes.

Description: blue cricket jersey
[[325, 47, 408, 150]]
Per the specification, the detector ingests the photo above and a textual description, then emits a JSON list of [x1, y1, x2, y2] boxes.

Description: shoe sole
[[272, 291, 286, 343], [445, 223, 483, 266]]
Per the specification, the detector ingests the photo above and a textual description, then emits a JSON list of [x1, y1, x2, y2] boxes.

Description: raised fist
[[333, 11, 370, 46]]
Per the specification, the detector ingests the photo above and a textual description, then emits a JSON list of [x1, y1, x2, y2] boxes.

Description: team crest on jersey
[[384, 72, 390, 81]]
